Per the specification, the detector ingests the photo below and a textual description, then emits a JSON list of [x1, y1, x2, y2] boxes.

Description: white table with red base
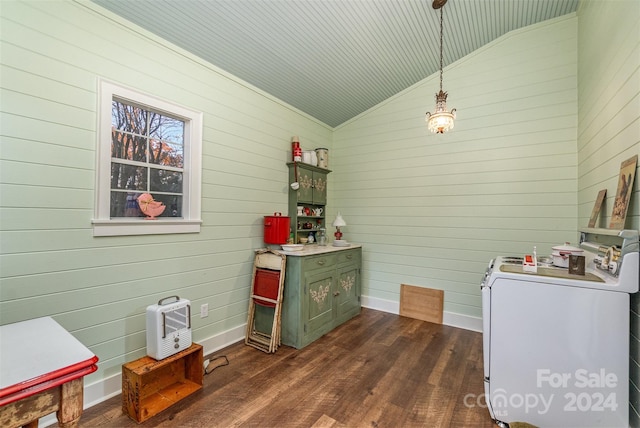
[[0, 317, 98, 428]]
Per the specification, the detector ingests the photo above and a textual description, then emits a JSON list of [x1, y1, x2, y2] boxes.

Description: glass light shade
[[427, 111, 455, 134], [426, 90, 456, 134], [332, 212, 346, 227]]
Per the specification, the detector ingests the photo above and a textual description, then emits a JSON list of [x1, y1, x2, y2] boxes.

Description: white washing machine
[[481, 228, 639, 428]]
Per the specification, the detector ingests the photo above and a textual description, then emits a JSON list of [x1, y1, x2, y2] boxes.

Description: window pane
[[149, 115, 184, 168], [111, 163, 147, 190], [150, 115, 184, 145], [111, 131, 148, 162], [149, 139, 184, 167], [110, 191, 144, 218], [163, 141, 184, 165], [153, 194, 182, 218], [112, 100, 149, 135], [150, 168, 183, 193]]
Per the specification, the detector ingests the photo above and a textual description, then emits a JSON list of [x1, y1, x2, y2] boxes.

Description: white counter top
[[0, 317, 97, 391], [270, 243, 361, 257]]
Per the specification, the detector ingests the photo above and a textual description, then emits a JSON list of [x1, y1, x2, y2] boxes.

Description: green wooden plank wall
[[575, 1, 640, 425], [331, 14, 579, 320], [0, 0, 332, 397]]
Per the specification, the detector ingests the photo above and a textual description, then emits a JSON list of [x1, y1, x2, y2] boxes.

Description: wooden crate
[[122, 343, 203, 423]]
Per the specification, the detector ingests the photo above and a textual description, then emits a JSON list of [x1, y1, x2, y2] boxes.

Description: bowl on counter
[[299, 237, 308, 244], [281, 244, 304, 252]]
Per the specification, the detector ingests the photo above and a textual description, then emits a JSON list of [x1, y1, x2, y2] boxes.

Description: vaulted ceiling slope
[[92, 0, 579, 128]]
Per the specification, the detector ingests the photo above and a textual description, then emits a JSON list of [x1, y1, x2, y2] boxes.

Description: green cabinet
[[291, 162, 328, 205], [281, 247, 361, 349], [335, 250, 361, 325], [288, 163, 330, 244]]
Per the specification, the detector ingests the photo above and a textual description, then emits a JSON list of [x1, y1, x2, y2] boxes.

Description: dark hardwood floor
[[80, 308, 496, 427]]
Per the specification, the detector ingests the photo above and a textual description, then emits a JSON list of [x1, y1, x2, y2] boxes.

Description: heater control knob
[[174, 337, 179, 342], [174, 343, 180, 349]]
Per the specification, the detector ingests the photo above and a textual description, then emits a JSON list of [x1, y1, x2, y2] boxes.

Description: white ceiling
[[92, 0, 579, 127]]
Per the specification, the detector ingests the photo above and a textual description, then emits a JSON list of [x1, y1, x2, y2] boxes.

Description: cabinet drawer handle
[[346, 255, 353, 259], [333, 291, 340, 296], [317, 260, 325, 265]]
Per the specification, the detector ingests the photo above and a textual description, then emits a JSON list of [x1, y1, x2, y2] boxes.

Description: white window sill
[[92, 219, 202, 236]]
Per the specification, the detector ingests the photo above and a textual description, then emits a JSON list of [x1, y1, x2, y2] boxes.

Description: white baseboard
[[361, 294, 399, 314], [198, 323, 247, 360], [361, 295, 482, 332], [443, 311, 482, 332], [42, 299, 480, 426]]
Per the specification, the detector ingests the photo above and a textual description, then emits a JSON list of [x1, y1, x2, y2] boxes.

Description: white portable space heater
[[146, 295, 192, 360]]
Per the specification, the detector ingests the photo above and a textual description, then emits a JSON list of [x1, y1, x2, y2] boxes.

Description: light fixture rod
[[438, 6, 444, 92]]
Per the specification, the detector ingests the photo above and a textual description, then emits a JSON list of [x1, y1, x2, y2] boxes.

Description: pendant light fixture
[[426, 0, 456, 134]]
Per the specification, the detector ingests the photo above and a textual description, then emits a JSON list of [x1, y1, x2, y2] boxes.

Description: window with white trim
[[93, 80, 202, 236]]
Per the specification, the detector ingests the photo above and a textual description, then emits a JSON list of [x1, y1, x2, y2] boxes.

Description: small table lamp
[[332, 212, 347, 241]]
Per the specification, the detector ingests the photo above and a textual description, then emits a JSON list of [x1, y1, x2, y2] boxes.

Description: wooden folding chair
[[245, 249, 286, 353]]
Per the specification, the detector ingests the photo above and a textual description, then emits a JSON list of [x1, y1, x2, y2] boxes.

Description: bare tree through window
[[110, 99, 184, 218]]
